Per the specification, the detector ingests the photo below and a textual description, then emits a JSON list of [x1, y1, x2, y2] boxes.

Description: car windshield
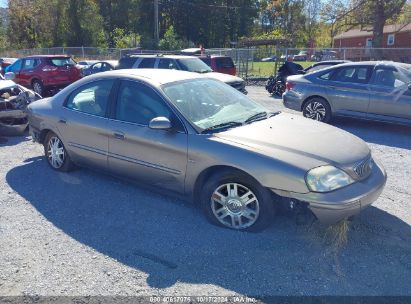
[[50, 57, 76, 66], [163, 78, 268, 132], [177, 58, 213, 73]]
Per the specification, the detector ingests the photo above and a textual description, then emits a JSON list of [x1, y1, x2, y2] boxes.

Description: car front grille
[[352, 156, 373, 180]]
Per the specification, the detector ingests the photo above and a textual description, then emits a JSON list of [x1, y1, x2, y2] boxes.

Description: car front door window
[[115, 80, 172, 125]]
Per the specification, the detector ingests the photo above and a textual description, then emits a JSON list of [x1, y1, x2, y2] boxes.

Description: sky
[[0, 0, 6, 8]]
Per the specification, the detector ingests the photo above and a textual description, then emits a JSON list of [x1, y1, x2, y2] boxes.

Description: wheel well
[[192, 165, 260, 205], [301, 95, 330, 111], [39, 129, 52, 144], [31, 78, 42, 86]]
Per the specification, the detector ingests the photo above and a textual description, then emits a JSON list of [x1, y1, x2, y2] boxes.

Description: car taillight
[[42, 65, 58, 72], [286, 81, 296, 91]]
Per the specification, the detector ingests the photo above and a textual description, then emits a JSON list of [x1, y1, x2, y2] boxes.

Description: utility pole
[[154, 0, 159, 46]]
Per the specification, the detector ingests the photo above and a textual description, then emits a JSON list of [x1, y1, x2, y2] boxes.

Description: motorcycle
[[265, 61, 305, 96]]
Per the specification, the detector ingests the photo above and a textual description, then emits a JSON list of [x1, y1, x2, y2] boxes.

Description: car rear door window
[[65, 80, 114, 117], [332, 66, 372, 84], [22, 59, 40, 70], [158, 58, 177, 69], [115, 80, 171, 125], [138, 58, 156, 68]]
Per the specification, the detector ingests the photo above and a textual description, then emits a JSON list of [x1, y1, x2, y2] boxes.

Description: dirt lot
[[0, 86, 410, 298]]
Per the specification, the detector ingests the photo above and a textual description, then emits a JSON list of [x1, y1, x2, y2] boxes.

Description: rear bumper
[[285, 160, 387, 225], [282, 91, 303, 111]]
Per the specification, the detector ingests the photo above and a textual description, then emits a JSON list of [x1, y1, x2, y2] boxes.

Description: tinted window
[[138, 58, 156, 68], [91, 63, 102, 71], [118, 57, 137, 69], [66, 80, 114, 117], [158, 58, 177, 69], [49, 57, 76, 66], [200, 58, 211, 67], [101, 63, 113, 72], [332, 66, 371, 84], [22, 59, 39, 70], [115, 80, 171, 125], [307, 64, 333, 73], [215, 57, 234, 69]]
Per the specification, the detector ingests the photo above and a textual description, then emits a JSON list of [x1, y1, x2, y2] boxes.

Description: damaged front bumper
[[0, 81, 40, 135], [274, 159, 387, 225]]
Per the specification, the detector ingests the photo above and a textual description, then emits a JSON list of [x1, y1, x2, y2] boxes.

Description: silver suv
[[117, 54, 247, 94]]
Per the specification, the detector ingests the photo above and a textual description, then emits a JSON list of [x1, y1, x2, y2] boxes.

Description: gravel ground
[[0, 86, 411, 299]]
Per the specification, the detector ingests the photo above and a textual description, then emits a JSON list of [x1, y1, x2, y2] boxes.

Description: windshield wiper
[[195, 69, 212, 73], [201, 121, 243, 134], [244, 111, 281, 124]]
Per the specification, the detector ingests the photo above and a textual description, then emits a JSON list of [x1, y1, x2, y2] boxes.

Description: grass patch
[[247, 61, 317, 77]]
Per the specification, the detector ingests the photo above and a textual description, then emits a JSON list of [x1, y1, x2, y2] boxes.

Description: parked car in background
[[117, 54, 247, 93], [304, 60, 351, 74], [311, 50, 338, 62], [293, 51, 308, 61], [81, 60, 118, 76], [77, 60, 98, 68], [27, 69, 386, 231], [5, 55, 82, 96], [261, 55, 277, 62], [0, 58, 17, 75], [199, 55, 236, 76], [283, 61, 411, 126]]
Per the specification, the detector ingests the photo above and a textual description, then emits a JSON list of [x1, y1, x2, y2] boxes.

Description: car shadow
[[331, 117, 411, 150], [0, 133, 31, 147], [6, 158, 411, 296]]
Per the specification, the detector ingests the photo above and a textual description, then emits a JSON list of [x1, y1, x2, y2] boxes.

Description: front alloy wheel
[[211, 183, 260, 230], [201, 170, 276, 232]]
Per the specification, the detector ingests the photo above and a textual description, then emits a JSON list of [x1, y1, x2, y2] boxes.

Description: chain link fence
[[2, 46, 411, 80]]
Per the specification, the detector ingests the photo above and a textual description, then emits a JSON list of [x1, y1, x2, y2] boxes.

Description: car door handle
[[58, 118, 67, 124], [113, 131, 125, 140]]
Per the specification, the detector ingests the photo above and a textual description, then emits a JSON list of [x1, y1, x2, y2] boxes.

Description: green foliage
[[111, 28, 140, 49], [159, 26, 185, 50]]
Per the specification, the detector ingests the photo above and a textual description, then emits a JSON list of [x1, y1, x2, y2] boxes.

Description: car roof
[[24, 55, 72, 59], [88, 69, 202, 86], [125, 54, 197, 60]]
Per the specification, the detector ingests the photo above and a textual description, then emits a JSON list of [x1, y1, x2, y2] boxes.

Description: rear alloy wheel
[[302, 98, 331, 123], [32, 80, 44, 96], [201, 170, 276, 232], [44, 132, 73, 172]]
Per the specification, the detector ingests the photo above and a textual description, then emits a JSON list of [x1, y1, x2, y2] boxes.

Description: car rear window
[[215, 57, 234, 69], [200, 58, 212, 67], [49, 57, 76, 66]]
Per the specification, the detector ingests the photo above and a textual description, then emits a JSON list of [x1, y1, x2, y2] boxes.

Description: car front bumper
[[286, 159, 387, 225]]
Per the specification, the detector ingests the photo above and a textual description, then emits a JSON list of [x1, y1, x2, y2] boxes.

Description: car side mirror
[[149, 117, 172, 130], [4, 72, 15, 80], [408, 83, 411, 90]]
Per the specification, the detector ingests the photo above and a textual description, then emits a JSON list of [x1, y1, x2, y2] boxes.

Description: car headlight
[[306, 165, 355, 192]]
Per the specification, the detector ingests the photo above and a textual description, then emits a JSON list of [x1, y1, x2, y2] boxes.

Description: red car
[[5, 55, 82, 96], [0, 57, 17, 75], [199, 55, 237, 76]]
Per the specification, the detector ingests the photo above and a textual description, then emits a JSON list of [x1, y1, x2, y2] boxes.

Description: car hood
[[0, 80, 17, 90], [214, 113, 370, 171], [203, 72, 244, 84]]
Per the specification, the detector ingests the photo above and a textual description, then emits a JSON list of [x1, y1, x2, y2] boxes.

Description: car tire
[[32, 79, 44, 96], [44, 132, 74, 172], [302, 97, 332, 123], [200, 169, 276, 232]]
